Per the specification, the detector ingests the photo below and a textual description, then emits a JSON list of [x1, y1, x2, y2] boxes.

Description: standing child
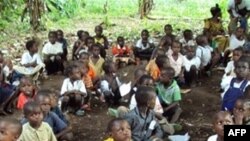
[[19, 101, 57, 141], [161, 24, 176, 43], [42, 31, 64, 75], [94, 25, 108, 58], [156, 67, 182, 123], [100, 61, 122, 106], [57, 29, 68, 61], [183, 46, 201, 87], [104, 118, 132, 141], [0, 118, 22, 141], [134, 29, 155, 62], [221, 56, 250, 111], [60, 64, 87, 115], [17, 77, 37, 110], [124, 86, 163, 141], [89, 44, 105, 77], [207, 111, 233, 141], [14, 39, 45, 82], [72, 30, 89, 60]]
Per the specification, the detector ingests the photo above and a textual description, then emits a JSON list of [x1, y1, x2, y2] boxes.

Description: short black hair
[[79, 52, 90, 58], [77, 30, 84, 38], [0, 118, 22, 136], [161, 66, 175, 77], [35, 92, 51, 104], [135, 86, 155, 107], [23, 101, 41, 116], [64, 64, 79, 77], [171, 40, 182, 47], [102, 60, 114, 73], [138, 74, 153, 85], [183, 29, 192, 36], [196, 35, 205, 45], [233, 47, 244, 53], [85, 36, 94, 43], [164, 24, 172, 29], [26, 40, 36, 50], [106, 118, 127, 133], [236, 55, 250, 68], [156, 55, 169, 69], [95, 25, 103, 31], [117, 36, 124, 41], [57, 29, 63, 34], [48, 31, 57, 37], [141, 29, 149, 35], [210, 4, 221, 17]]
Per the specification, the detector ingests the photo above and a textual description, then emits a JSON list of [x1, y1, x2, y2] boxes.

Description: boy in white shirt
[[42, 31, 64, 75], [179, 29, 196, 55], [14, 39, 45, 81], [183, 46, 201, 87]]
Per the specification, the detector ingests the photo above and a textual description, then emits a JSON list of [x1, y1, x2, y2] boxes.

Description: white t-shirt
[[229, 34, 245, 50], [129, 88, 163, 114], [60, 78, 87, 95], [135, 38, 154, 50], [228, 0, 250, 17], [220, 76, 250, 98], [42, 42, 63, 55], [207, 134, 218, 141], [179, 38, 196, 47], [225, 60, 235, 75], [21, 52, 43, 66], [196, 45, 213, 67], [168, 53, 184, 77], [183, 56, 201, 72]]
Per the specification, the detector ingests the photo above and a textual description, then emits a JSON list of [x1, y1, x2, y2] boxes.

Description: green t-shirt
[[156, 80, 181, 105]]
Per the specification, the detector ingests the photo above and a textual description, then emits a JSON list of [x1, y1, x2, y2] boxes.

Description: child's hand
[[30, 62, 37, 67]]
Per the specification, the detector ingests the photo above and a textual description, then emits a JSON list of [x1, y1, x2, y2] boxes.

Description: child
[[19, 101, 57, 141], [146, 55, 169, 80], [79, 52, 96, 81], [134, 29, 155, 61], [42, 31, 64, 75], [60, 64, 87, 115], [89, 44, 105, 77], [0, 118, 22, 141], [156, 67, 182, 123], [104, 118, 132, 141], [161, 24, 176, 43], [85, 36, 95, 54], [17, 77, 36, 110], [168, 41, 184, 81], [57, 29, 68, 61], [100, 61, 122, 106], [183, 46, 201, 87], [124, 86, 163, 141], [207, 111, 233, 141], [13, 39, 45, 81], [233, 98, 245, 125], [72, 30, 89, 60], [179, 29, 195, 55], [35, 93, 73, 141], [229, 27, 246, 51], [221, 56, 250, 111], [94, 25, 108, 58]]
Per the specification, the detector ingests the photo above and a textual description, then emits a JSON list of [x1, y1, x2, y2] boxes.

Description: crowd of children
[[1, 3, 250, 141]]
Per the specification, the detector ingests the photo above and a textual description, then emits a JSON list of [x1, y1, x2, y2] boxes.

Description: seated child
[[221, 56, 250, 111], [124, 86, 163, 141], [134, 29, 155, 61], [79, 52, 96, 81], [19, 101, 57, 141], [42, 31, 64, 75], [17, 77, 37, 110], [156, 67, 182, 123], [35, 93, 73, 141], [85, 36, 95, 54], [72, 30, 89, 60], [57, 29, 68, 61], [104, 118, 132, 141], [0, 118, 22, 141], [207, 111, 233, 141], [161, 24, 176, 43], [14, 39, 45, 82], [89, 44, 105, 77], [100, 61, 122, 106], [179, 29, 196, 55], [94, 25, 109, 58], [183, 46, 201, 87], [168, 41, 184, 82], [60, 64, 87, 115], [0, 67, 17, 115]]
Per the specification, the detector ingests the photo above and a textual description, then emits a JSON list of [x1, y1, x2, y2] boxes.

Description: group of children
[[0, 3, 250, 141]]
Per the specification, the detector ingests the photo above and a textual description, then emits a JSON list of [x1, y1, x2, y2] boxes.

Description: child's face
[[86, 39, 94, 48], [92, 47, 100, 57], [110, 120, 131, 141], [148, 92, 156, 109], [140, 78, 154, 87], [164, 26, 173, 35], [39, 97, 52, 114], [0, 121, 18, 141], [20, 79, 33, 97], [213, 113, 233, 138], [171, 42, 181, 54], [186, 47, 196, 59], [235, 61, 249, 80], [26, 107, 43, 128], [141, 32, 149, 40], [81, 32, 88, 41], [109, 63, 117, 74], [70, 68, 82, 80], [159, 70, 172, 85], [184, 32, 193, 40], [118, 38, 125, 47], [49, 33, 57, 44], [235, 28, 244, 39], [81, 65, 89, 76], [57, 31, 63, 40], [232, 51, 242, 62], [30, 44, 38, 53], [95, 27, 103, 36], [50, 93, 58, 108], [79, 54, 89, 64], [233, 99, 244, 116], [202, 36, 208, 45]]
